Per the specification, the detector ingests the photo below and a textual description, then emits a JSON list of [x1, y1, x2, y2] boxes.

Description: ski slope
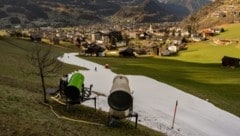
[[58, 53, 240, 136]]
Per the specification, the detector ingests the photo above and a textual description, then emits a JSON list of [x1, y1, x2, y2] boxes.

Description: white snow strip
[[58, 53, 240, 136]]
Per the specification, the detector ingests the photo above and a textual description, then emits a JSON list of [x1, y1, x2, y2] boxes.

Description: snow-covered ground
[[58, 53, 240, 136]]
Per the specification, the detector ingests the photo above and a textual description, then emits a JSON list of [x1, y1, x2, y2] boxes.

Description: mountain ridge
[[181, 0, 240, 29], [158, 0, 212, 12], [0, 0, 213, 28]]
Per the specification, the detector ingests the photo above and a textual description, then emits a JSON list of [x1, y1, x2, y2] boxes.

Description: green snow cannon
[[65, 73, 84, 100]]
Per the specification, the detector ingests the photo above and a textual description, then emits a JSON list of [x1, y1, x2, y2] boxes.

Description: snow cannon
[[65, 73, 84, 99], [108, 74, 138, 128], [63, 72, 96, 110], [108, 75, 132, 115]]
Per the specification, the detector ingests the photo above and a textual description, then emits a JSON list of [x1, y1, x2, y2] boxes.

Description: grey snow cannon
[[108, 74, 138, 128]]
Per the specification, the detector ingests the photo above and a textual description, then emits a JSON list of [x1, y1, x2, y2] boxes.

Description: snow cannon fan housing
[[108, 75, 133, 118], [65, 73, 84, 100]]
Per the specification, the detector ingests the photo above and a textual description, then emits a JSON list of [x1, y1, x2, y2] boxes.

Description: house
[[52, 36, 60, 45], [222, 56, 240, 67], [212, 28, 222, 34], [191, 36, 204, 42], [181, 30, 190, 37], [91, 31, 103, 42], [30, 33, 42, 42], [128, 31, 138, 39], [172, 37, 184, 45], [137, 32, 149, 40], [202, 29, 215, 37]]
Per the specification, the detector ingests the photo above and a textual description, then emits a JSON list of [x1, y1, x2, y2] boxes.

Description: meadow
[[216, 23, 240, 40]]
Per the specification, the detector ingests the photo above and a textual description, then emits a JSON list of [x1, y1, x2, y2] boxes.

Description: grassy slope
[[83, 24, 240, 117], [173, 23, 240, 62], [0, 37, 164, 136], [216, 23, 240, 40], [172, 40, 240, 63]]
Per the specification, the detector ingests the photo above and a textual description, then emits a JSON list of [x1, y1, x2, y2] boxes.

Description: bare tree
[[186, 15, 200, 36], [24, 43, 62, 103], [122, 32, 131, 46]]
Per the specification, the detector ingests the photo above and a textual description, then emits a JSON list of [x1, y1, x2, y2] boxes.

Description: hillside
[[182, 0, 240, 29], [159, 0, 212, 12], [0, 0, 212, 28], [114, 0, 190, 23], [0, 37, 164, 136]]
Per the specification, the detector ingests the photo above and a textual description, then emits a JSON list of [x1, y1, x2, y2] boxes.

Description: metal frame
[[65, 84, 96, 111], [108, 104, 138, 128]]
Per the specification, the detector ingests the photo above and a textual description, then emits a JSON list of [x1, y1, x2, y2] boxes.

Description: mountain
[[114, 0, 190, 23], [0, 0, 121, 27], [0, 0, 213, 28], [181, 0, 240, 29], [158, 0, 213, 12]]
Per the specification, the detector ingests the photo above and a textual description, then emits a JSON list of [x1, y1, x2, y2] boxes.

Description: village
[[4, 0, 240, 58], [6, 22, 225, 58]]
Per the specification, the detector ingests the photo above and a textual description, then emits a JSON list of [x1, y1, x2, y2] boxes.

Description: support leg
[[128, 112, 138, 128], [135, 113, 138, 128]]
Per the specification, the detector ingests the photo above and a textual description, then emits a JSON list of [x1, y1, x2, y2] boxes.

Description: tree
[[24, 44, 62, 103], [122, 32, 130, 46], [185, 15, 200, 36]]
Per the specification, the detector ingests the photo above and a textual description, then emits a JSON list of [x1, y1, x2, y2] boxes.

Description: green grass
[[170, 40, 240, 63], [0, 37, 78, 86], [0, 37, 164, 136], [216, 23, 240, 40], [0, 85, 162, 136], [82, 42, 240, 117]]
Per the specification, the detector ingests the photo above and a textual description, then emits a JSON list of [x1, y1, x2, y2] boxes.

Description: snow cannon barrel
[[108, 75, 133, 114], [65, 73, 84, 99]]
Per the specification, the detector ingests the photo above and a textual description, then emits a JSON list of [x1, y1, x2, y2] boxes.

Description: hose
[[41, 94, 105, 127]]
